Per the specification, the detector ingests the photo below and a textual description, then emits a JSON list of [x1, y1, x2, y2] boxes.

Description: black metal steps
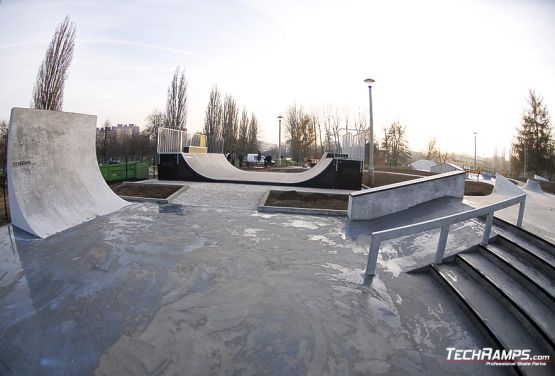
[[431, 231, 555, 376], [480, 243, 555, 310]]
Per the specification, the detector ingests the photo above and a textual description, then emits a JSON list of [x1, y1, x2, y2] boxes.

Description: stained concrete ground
[[1, 182, 518, 375]]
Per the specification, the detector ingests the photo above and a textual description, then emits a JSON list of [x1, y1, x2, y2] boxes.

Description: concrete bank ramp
[[348, 170, 465, 220], [7, 108, 130, 238], [494, 173, 525, 196], [523, 179, 544, 193]]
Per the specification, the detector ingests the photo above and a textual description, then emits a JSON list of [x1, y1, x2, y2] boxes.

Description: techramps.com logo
[[446, 347, 551, 367]]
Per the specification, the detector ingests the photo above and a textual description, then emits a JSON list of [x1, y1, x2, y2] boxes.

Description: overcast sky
[[1, 0, 554, 157]]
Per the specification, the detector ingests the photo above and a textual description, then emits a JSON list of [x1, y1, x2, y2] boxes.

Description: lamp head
[[364, 78, 375, 85]]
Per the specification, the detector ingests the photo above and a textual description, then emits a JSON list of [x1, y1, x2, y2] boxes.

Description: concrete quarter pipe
[[158, 153, 362, 190], [7, 108, 130, 238]]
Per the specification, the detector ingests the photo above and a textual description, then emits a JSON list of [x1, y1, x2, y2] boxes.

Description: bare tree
[[166, 67, 187, 130], [203, 86, 222, 136], [425, 138, 438, 160], [353, 109, 367, 134], [237, 108, 249, 154], [221, 94, 239, 153], [32, 16, 76, 111], [311, 112, 322, 156], [382, 122, 411, 167], [143, 109, 166, 156], [247, 113, 260, 153]]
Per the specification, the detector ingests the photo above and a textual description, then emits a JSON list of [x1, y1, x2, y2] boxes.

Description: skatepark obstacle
[[7, 108, 130, 238], [523, 179, 544, 193], [158, 153, 362, 190]]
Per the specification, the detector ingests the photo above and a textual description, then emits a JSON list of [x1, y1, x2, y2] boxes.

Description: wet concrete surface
[[0, 183, 508, 375]]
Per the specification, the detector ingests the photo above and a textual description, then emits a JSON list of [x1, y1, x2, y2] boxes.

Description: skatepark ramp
[[158, 153, 362, 190], [348, 170, 465, 220], [523, 179, 544, 193], [7, 108, 130, 238]]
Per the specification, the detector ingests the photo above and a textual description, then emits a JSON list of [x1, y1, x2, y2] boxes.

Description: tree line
[[9, 15, 555, 177], [282, 104, 412, 166], [203, 86, 260, 155]]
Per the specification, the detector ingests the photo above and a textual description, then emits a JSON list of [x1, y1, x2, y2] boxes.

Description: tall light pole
[[277, 115, 283, 166], [364, 78, 375, 185], [473, 132, 478, 182], [473, 132, 477, 168]]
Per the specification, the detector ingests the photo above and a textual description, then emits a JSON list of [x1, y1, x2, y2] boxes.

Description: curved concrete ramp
[[494, 173, 524, 196], [523, 179, 544, 193], [7, 108, 130, 238], [158, 153, 362, 190]]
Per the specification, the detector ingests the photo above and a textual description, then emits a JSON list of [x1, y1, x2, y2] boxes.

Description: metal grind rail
[[365, 194, 527, 275]]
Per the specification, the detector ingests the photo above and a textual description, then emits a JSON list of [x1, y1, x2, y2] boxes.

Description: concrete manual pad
[[0, 182, 507, 376], [7, 108, 130, 238]]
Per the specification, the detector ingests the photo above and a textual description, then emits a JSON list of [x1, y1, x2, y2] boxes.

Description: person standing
[[238, 153, 244, 168]]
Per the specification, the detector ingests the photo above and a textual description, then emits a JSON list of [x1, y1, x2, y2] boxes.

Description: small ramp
[[158, 153, 362, 190], [7, 108, 130, 238], [523, 179, 544, 193], [494, 173, 525, 196]]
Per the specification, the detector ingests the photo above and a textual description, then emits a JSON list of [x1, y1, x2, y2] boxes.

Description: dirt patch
[[264, 190, 348, 210], [464, 181, 493, 196], [112, 184, 182, 199], [540, 181, 555, 195]]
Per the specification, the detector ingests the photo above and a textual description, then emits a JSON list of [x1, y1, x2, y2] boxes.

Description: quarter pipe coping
[[7, 108, 130, 238]]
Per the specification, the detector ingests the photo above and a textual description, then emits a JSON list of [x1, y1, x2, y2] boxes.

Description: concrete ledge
[[257, 190, 347, 217], [118, 185, 189, 204], [348, 170, 465, 220]]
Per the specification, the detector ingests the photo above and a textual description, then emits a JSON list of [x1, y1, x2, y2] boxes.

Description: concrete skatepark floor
[[0, 181, 547, 375]]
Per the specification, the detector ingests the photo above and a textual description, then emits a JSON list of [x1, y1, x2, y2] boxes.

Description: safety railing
[[158, 127, 187, 154], [157, 127, 222, 154], [365, 194, 526, 275]]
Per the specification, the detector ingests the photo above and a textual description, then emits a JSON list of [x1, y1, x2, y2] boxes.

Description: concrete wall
[[373, 171, 422, 187], [7, 108, 130, 238], [348, 170, 465, 220]]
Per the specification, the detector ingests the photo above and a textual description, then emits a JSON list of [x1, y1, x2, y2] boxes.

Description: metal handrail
[[365, 194, 526, 275]]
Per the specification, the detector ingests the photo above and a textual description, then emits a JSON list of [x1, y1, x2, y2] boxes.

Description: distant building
[[97, 123, 140, 139]]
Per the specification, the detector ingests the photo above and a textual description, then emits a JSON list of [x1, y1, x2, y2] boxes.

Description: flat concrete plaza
[[0, 182, 538, 375]]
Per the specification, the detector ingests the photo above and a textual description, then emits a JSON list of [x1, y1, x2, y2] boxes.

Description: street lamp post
[[473, 132, 477, 168], [364, 78, 375, 186], [474, 132, 478, 182], [277, 115, 283, 167]]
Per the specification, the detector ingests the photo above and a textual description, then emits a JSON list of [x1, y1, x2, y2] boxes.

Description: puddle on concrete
[[318, 263, 365, 284], [243, 228, 263, 237], [159, 204, 186, 216], [251, 213, 277, 219], [282, 219, 320, 230], [308, 235, 337, 246], [183, 238, 207, 253]]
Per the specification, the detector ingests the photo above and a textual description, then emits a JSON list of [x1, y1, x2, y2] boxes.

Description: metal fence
[[157, 127, 224, 154], [339, 131, 366, 162]]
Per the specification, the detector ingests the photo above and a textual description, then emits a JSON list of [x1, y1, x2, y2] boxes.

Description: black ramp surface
[[158, 153, 362, 190]]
